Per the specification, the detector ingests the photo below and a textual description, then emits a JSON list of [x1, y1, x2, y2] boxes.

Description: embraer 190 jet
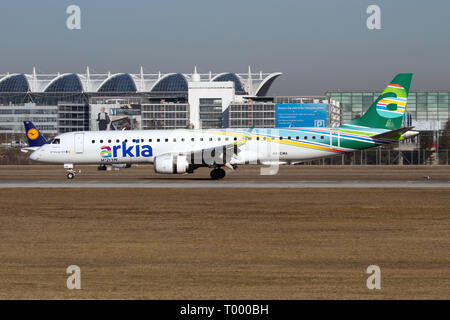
[[23, 73, 417, 179]]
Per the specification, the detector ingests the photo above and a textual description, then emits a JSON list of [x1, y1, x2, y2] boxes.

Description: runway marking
[[0, 180, 449, 189]]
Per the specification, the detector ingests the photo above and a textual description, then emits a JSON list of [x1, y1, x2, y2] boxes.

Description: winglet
[[235, 126, 255, 146]]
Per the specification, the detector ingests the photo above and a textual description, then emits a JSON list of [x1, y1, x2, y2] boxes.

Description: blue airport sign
[[275, 103, 327, 128]]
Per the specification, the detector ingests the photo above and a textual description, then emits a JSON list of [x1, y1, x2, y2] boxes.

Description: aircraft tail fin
[[344, 73, 413, 131], [23, 121, 47, 147]]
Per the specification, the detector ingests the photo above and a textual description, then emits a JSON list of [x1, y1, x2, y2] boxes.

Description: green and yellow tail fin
[[345, 73, 413, 130]]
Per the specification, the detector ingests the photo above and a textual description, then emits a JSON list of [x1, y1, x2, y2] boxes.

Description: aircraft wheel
[[210, 168, 226, 180], [217, 168, 226, 179], [67, 172, 75, 179], [210, 169, 220, 180]]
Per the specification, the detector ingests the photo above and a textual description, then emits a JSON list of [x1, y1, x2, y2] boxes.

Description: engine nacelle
[[154, 154, 190, 174]]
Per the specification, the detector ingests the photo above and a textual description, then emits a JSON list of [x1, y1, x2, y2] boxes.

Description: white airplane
[[23, 74, 417, 180]]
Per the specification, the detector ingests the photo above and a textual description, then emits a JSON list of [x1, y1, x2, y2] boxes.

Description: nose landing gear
[[210, 168, 226, 180], [64, 163, 79, 179]]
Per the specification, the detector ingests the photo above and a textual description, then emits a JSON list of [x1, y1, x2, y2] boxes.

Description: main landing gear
[[210, 168, 226, 180]]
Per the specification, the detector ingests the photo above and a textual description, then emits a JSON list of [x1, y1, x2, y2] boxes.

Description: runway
[[0, 179, 449, 188], [0, 165, 449, 188]]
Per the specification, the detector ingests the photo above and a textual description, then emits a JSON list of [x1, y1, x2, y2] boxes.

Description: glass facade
[[97, 74, 137, 92], [45, 74, 83, 92], [0, 92, 189, 134], [151, 74, 188, 92], [0, 74, 29, 92], [0, 92, 88, 134], [199, 98, 222, 129], [227, 103, 276, 128], [58, 104, 90, 133], [213, 73, 245, 94], [0, 104, 57, 133], [141, 103, 189, 129], [326, 91, 450, 128]]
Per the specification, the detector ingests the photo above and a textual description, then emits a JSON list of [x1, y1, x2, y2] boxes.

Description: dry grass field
[[0, 185, 448, 299]]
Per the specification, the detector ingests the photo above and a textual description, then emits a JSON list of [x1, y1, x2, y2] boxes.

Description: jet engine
[[154, 154, 191, 174]]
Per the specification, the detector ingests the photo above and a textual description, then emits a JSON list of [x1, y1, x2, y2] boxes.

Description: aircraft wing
[[159, 128, 254, 166], [162, 140, 242, 166]]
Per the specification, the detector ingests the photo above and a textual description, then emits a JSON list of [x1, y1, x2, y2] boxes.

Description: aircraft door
[[74, 133, 84, 153], [331, 131, 340, 147]]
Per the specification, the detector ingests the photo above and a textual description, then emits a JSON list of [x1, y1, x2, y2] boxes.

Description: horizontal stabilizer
[[372, 126, 415, 140], [21, 147, 40, 153]]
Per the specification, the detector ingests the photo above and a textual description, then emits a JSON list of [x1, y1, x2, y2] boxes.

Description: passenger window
[[320, 136, 324, 140], [191, 138, 195, 142], [279, 137, 283, 140], [92, 140, 95, 144], [108, 139, 111, 143], [225, 137, 229, 141], [100, 140, 103, 143], [173, 138, 176, 142], [256, 137, 260, 141], [181, 138, 185, 142], [304, 136, 307, 140], [296, 136, 299, 140], [132, 139, 135, 142], [165, 138, 168, 142], [288, 136, 291, 140], [312, 136, 316, 140], [234, 137, 237, 141], [218, 138, 221, 141], [200, 138, 203, 141], [157, 139, 160, 142], [149, 139, 152, 142], [116, 139, 120, 143], [209, 138, 212, 141]]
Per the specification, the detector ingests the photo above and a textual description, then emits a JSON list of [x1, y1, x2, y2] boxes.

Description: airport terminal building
[[1, 67, 449, 139], [0, 67, 341, 138]]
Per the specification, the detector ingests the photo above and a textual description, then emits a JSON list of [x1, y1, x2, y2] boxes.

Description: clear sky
[[1, 0, 449, 95]]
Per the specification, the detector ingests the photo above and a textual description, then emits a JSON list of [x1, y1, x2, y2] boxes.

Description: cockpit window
[[51, 138, 60, 144]]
